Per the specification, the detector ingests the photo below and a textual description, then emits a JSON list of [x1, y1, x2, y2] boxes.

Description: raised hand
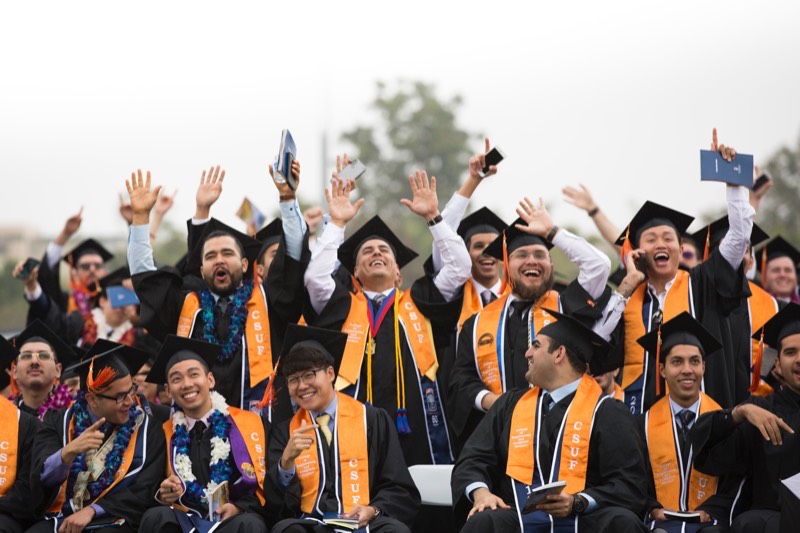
[[515, 197, 555, 238], [12, 259, 40, 293], [468, 137, 497, 180], [303, 206, 325, 233], [280, 419, 319, 470], [326, 178, 364, 228], [400, 170, 440, 222], [154, 188, 178, 217], [196, 165, 225, 219], [331, 153, 352, 182], [711, 128, 736, 163], [126, 170, 162, 226], [562, 184, 597, 213], [270, 159, 301, 196], [54, 207, 84, 246], [61, 417, 106, 464], [118, 193, 134, 225]]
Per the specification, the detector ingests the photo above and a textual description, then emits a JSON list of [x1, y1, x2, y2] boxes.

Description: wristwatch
[[572, 494, 588, 515], [371, 506, 383, 519]]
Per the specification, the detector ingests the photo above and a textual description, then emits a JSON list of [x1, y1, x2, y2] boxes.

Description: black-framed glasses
[[286, 368, 327, 388], [18, 351, 55, 362], [95, 383, 138, 405], [76, 261, 104, 271]]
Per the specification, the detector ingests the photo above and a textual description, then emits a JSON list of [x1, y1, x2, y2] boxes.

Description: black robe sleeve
[[32, 249, 68, 315], [447, 314, 489, 453], [264, 233, 310, 327], [131, 268, 186, 341], [0, 411, 38, 522], [26, 293, 85, 346]]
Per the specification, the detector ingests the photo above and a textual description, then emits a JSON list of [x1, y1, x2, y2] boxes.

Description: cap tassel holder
[[655, 324, 663, 397], [87, 357, 118, 393], [703, 225, 711, 262], [620, 225, 633, 267], [750, 332, 764, 393]]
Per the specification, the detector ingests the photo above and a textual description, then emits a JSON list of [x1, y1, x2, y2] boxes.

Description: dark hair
[[547, 338, 588, 375], [282, 345, 335, 377], [203, 230, 245, 259]]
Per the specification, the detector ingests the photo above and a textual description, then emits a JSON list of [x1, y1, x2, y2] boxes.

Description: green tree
[[758, 132, 800, 242], [340, 80, 477, 283]]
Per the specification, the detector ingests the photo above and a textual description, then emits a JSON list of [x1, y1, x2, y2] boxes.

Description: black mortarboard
[[62, 238, 114, 266], [457, 207, 507, 244], [71, 339, 152, 392], [13, 320, 78, 367], [615, 201, 694, 248], [280, 324, 348, 375], [0, 335, 19, 390], [483, 218, 553, 260], [753, 303, 800, 349], [146, 335, 222, 385], [61, 345, 88, 381], [637, 311, 722, 362], [186, 218, 264, 275], [755, 236, 800, 273], [538, 309, 611, 367], [337, 215, 418, 274], [256, 218, 283, 259], [690, 217, 769, 254], [98, 266, 131, 290]]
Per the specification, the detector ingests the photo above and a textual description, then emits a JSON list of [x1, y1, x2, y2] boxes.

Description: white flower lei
[[172, 390, 232, 502]]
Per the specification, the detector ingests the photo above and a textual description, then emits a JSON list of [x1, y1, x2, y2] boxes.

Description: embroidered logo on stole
[[0, 397, 19, 496]]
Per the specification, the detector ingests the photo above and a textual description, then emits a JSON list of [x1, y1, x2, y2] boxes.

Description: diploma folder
[[274, 129, 297, 190], [662, 510, 702, 523], [322, 512, 360, 530], [522, 480, 568, 514], [700, 149, 754, 187]]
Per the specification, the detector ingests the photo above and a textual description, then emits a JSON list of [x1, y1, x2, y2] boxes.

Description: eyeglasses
[[508, 250, 550, 262], [18, 351, 55, 362], [95, 383, 138, 405], [77, 261, 104, 271], [286, 368, 327, 388]]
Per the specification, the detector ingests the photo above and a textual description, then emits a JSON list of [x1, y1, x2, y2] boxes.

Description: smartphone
[[16, 257, 40, 279], [753, 172, 771, 192], [635, 253, 648, 275], [338, 159, 367, 181], [480, 147, 505, 177]]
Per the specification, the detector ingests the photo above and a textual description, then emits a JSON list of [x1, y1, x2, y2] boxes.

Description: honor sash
[[290, 393, 370, 515], [474, 292, 560, 395], [645, 393, 721, 511], [0, 397, 19, 496], [177, 283, 273, 388]]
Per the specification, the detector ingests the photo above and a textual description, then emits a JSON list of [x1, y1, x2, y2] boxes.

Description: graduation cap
[[13, 319, 78, 367], [636, 312, 721, 364], [483, 218, 553, 260], [755, 236, 800, 274], [60, 345, 88, 382], [71, 339, 152, 393], [256, 218, 283, 260], [690, 217, 769, 261], [62, 238, 114, 266], [337, 215, 418, 275], [186, 218, 264, 275], [538, 309, 612, 369], [615, 201, 695, 249], [98, 266, 131, 290], [145, 335, 222, 385], [280, 324, 348, 377], [753, 303, 800, 350], [457, 207, 507, 244], [0, 334, 19, 390]]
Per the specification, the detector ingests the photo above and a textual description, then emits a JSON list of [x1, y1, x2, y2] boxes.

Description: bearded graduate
[[140, 335, 269, 533], [28, 341, 165, 533], [266, 325, 420, 532]]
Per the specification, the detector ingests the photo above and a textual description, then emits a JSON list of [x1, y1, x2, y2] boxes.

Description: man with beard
[[28, 341, 165, 532], [1, 320, 77, 420], [448, 196, 612, 449], [126, 166, 308, 418]]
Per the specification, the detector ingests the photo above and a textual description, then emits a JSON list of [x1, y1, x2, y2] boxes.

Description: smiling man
[[266, 325, 420, 532], [28, 341, 165, 533], [140, 335, 269, 533]]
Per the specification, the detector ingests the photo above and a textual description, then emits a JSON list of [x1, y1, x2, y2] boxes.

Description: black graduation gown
[[692, 386, 800, 515], [448, 280, 609, 454], [307, 277, 449, 467], [30, 406, 166, 529], [30, 249, 69, 319], [0, 409, 39, 530], [265, 403, 421, 528], [610, 249, 747, 412], [451, 389, 649, 530], [132, 234, 308, 420]]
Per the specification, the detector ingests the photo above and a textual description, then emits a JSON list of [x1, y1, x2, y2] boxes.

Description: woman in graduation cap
[[28, 341, 166, 532], [140, 335, 269, 533]]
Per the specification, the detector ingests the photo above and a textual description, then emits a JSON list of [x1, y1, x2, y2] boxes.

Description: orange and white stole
[[645, 393, 721, 511], [457, 281, 511, 332], [0, 396, 19, 496], [290, 393, 370, 515], [747, 282, 779, 392]]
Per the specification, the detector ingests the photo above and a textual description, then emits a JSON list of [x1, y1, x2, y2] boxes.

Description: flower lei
[[10, 384, 73, 421], [66, 392, 139, 501], [198, 279, 254, 363], [172, 390, 233, 508]]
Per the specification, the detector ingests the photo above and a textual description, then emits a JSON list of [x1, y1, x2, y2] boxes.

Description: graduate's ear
[[241, 257, 248, 275], [659, 362, 666, 380], [207, 371, 216, 390]]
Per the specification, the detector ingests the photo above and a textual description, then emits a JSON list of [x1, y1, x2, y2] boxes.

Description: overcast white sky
[[3, 1, 799, 242]]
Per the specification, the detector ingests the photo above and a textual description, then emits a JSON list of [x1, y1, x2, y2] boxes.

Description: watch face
[[573, 496, 587, 514]]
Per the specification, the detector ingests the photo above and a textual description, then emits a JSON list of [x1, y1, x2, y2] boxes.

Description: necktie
[[676, 409, 695, 467], [215, 297, 231, 340], [316, 413, 333, 445], [372, 294, 386, 308], [541, 392, 553, 415], [191, 420, 207, 440], [481, 289, 497, 307]]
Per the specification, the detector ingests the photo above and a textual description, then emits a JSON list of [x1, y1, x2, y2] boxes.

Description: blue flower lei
[[173, 406, 233, 508], [198, 278, 254, 363], [66, 392, 139, 502]]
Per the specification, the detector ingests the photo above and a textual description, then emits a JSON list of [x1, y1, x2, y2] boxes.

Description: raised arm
[[562, 184, 622, 251], [272, 158, 308, 262], [126, 169, 162, 275]]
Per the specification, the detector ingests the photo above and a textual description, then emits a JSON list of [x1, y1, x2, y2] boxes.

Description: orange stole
[[506, 375, 603, 494], [474, 292, 560, 395], [48, 411, 143, 513], [646, 393, 721, 511], [290, 394, 370, 514], [747, 282, 779, 388], [613, 383, 624, 401], [163, 407, 267, 508], [0, 397, 19, 496], [457, 282, 510, 332], [177, 284, 273, 388], [622, 271, 691, 389], [337, 289, 438, 391]]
